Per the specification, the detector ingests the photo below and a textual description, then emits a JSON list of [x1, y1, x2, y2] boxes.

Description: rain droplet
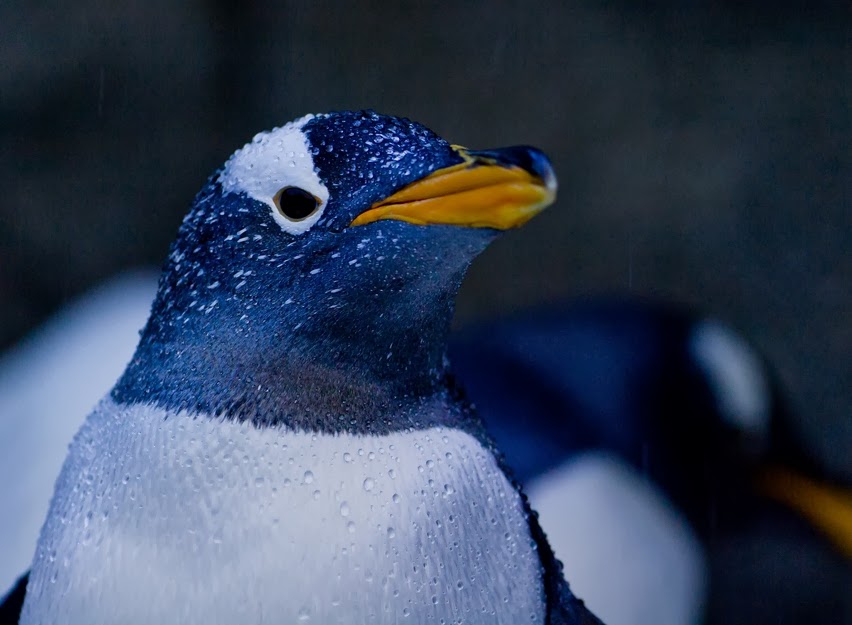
[[340, 502, 350, 517], [343, 452, 352, 463], [347, 521, 356, 533], [392, 493, 400, 504], [303, 470, 314, 484], [297, 606, 310, 621], [363, 478, 375, 492]]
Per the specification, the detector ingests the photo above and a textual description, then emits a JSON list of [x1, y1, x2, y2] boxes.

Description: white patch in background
[[526, 454, 707, 625], [22, 402, 544, 625], [0, 271, 158, 594], [219, 114, 330, 235], [688, 319, 771, 441]]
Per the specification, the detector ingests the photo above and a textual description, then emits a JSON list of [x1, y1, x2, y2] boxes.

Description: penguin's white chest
[[22, 400, 545, 624]]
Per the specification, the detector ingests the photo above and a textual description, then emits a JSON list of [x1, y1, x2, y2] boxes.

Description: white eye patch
[[689, 319, 771, 441], [219, 114, 330, 235]]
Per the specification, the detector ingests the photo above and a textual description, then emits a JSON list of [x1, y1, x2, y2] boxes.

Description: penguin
[[448, 297, 852, 625], [8, 111, 603, 625]]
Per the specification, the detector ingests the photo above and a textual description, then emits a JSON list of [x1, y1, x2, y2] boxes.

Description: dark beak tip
[[468, 145, 556, 188]]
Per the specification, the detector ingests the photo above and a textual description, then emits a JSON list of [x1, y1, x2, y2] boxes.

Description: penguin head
[[116, 111, 556, 425]]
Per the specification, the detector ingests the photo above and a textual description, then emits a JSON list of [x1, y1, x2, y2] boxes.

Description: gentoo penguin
[[10, 111, 603, 625], [449, 298, 852, 625]]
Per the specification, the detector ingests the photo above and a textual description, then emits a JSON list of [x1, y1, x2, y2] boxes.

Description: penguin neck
[[112, 271, 463, 433]]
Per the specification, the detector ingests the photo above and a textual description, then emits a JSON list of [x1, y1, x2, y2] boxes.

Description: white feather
[[21, 400, 544, 625], [218, 114, 330, 236]]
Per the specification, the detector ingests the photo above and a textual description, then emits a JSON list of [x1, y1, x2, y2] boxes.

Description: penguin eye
[[274, 187, 321, 221]]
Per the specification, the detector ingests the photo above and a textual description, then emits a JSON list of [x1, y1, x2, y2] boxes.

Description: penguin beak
[[759, 466, 852, 560], [350, 146, 557, 230]]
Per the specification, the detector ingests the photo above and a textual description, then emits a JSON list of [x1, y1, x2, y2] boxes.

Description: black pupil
[[278, 187, 318, 220]]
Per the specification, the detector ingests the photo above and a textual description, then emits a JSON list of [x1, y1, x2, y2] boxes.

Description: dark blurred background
[[0, 0, 849, 618]]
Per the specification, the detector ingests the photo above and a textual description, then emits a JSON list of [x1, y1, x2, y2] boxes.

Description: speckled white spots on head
[[219, 114, 330, 236], [689, 319, 771, 440]]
